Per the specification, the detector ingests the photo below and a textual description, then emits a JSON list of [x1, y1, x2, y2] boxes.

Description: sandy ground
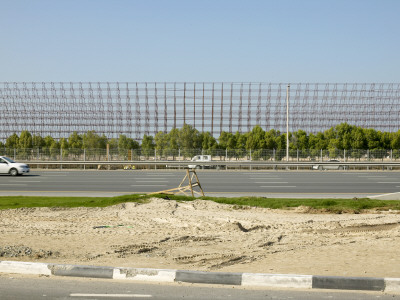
[[1, 198, 400, 278]]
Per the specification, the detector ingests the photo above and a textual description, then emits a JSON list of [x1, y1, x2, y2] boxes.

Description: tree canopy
[[2, 123, 400, 151]]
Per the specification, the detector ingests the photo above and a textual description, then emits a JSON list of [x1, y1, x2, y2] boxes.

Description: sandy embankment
[[1, 198, 399, 278]]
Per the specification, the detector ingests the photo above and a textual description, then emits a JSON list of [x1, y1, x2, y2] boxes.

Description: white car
[[312, 159, 345, 170], [0, 156, 30, 176]]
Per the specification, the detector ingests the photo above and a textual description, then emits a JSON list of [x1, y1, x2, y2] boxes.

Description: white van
[[0, 156, 30, 176], [188, 155, 212, 169]]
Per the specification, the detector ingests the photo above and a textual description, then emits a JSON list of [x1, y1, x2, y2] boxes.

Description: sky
[[1, 0, 399, 83]]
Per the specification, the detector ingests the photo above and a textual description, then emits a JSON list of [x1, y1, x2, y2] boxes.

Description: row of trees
[[2, 123, 400, 154]]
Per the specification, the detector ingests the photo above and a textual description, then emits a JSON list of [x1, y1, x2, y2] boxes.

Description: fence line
[[1, 148, 400, 162]]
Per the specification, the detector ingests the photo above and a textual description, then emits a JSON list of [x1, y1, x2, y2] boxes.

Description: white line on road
[[378, 182, 400, 184], [145, 175, 176, 177], [131, 185, 167, 187], [70, 294, 152, 298], [259, 186, 297, 188], [14, 181, 41, 183], [243, 173, 278, 175], [0, 184, 27, 186], [255, 182, 288, 184], [135, 181, 169, 183], [250, 177, 281, 179], [41, 172, 70, 173], [358, 176, 387, 178]]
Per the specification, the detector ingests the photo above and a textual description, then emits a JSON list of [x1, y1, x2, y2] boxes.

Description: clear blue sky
[[1, 0, 399, 83]]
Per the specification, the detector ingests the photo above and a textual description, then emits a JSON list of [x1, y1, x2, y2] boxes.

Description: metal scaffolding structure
[[1, 82, 399, 141]]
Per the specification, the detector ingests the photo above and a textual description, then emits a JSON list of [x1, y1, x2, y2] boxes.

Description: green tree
[[334, 122, 353, 149], [264, 129, 278, 149], [141, 134, 155, 157], [235, 131, 247, 149], [246, 125, 266, 150], [163, 128, 180, 158], [218, 131, 234, 149], [50, 140, 60, 150], [291, 130, 308, 150], [68, 132, 83, 149], [59, 137, 69, 158], [380, 131, 392, 149], [327, 138, 340, 158], [200, 132, 218, 152], [43, 136, 55, 149], [108, 138, 118, 150], [32, 134, 45, 149], [273, 132, 287, 160], [82, 131, 107, 149], [364, 128, 382, 149], [154, 131, 168, 156], [219, 131, 237, 158], [18, 131, 33, 149], [324, 127, 337, 141], [351, 127, 367, 149], [5, 133, 19, 149], [309, 132, 327, 150], [118, 134, 139, 150], [232, 132, 247, 158], [275, 133, 286, 150], [59, 138, 69, 149], [178, 124, 201, 156], [117, 134, 139, 157], [390, 130, 400, 150]]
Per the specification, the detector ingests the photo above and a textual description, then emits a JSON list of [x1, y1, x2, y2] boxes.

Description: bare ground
[[1, 198, 399, 277]]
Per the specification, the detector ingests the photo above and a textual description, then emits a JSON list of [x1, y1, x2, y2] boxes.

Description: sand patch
[[1, 198, 399, 277]]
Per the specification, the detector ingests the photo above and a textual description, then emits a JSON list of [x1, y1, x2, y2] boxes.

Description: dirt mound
[[1, 198, 399, 277]]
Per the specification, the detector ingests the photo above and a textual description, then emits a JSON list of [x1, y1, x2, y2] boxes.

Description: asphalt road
[[1, 170, 400, 198], [0, 276, 396, 300]]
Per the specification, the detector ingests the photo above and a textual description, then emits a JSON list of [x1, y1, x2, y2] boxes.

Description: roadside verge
[[1, 261, 399, 293]]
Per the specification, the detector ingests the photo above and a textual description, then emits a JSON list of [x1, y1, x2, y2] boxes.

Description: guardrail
[[21, 160, 400, 168]]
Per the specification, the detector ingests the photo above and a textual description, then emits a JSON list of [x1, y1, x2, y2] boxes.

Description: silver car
[[312, 159, 345, 170], [0, 156, 30, 176]]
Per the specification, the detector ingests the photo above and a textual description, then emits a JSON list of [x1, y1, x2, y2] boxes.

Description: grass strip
[[0, 194, 400, 213], [0, 194, 148, 210]]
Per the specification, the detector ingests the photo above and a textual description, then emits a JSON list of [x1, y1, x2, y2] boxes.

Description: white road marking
[[47, 175, 67, 176], [243, 172, 277, 174], [136, 181, 169, 183], [378, 182, 399, 184], [131, 185, 167, 187], [70, 294, 152, 298], [16, 181, 41, 183], [343, 173, 371, 174], [358, 176, 387, 178], [0, 184, 27, 186], [250, 177, 281, 179], [255, 182, 288, 184], [259, 186, 296, 188], [145, 175, 176, 177]]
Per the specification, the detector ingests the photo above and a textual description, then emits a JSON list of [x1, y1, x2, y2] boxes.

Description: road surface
[[1, 170, 399, 198]]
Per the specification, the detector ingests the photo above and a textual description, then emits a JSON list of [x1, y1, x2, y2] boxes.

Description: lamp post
[[286, 84, 290, 162]]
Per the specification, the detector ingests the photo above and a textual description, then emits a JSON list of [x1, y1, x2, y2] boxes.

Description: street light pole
[[286, 84, 290, 162]]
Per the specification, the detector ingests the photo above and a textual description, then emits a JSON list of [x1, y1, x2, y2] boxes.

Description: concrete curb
[[0, 260, 399, 292], [369, 191, 400, 200]]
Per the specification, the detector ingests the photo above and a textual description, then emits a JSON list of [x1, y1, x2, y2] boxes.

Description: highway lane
[[1, 170, 400, 198], [0, 275, 397, 300]]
